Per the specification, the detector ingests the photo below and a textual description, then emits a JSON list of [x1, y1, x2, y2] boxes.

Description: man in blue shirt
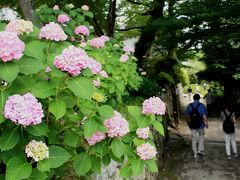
[[186, 94, 208, 157]]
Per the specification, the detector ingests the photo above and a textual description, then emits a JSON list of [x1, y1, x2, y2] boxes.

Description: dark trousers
[[207, 104, 213, 117]]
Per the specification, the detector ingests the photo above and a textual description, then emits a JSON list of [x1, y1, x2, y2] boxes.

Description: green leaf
[[74, 152, 92, 176], [83, 119, 97, 138], [31, 82, 56, 98], [18, 57, 44, 75], [6, 156, 32, 180], [64, 132, 79, 147], [91, 156, 101, 174], [102, 154, 111, 166], [78, 100, 96, 116], [120, 164, 133, 178], [111, 139, 125, 158], [0, 90, 8, 123], [97, 105, 114, 119], [145, 159, 158, 172], [127, 106, 142, 117], [67, 77, 93, 100], [152, 121, 164, 136], [24, 40, 45, 61], [37, 146, 71, 172], [8, 75, 35, 94], [27, 169, 47, 180], [26, 123, 49, 136], [0, 62, 19, 82], [0, 128, 20, 151], [83, 11, 94, 18], [131, 159, 144, 176], [136, 115, 152, 128], [48, 99, 66, 120], [133, 138, 145, 146]]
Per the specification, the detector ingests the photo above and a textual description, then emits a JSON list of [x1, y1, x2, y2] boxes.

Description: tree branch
[[115, 26, 144, 31]]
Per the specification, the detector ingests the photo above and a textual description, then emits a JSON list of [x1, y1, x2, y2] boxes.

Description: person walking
[[220, 106, 238, 160], [187, 86, 192, 101], [186, 94, 208, 158], [203, 89, 214, 117]]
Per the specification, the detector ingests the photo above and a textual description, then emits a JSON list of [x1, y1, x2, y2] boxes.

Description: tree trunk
[[106, 0, 117, 37], [18, 0, 38, 25], [134, 0, 165, 67], [92, 16, 105, 36]]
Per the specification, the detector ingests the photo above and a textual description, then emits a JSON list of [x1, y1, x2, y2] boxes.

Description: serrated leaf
[[152, 121, 164, 136], [97, 105, 114, 119], [8, 75, 35, 94], [120, 164, 133, 178], [49, 99, 66, 120], [91, 156, 101, 174], [6, 156, 32, 180], [0, 128, 20, 151], [24, 40, 45, 61], [31, 82, 56, 98], [127, 106, 142, 117], [74, 152, 92, 176], [37, 146, 71, 172], [27, 169, 48, 180], [0, 62, 19, 82], [67, 77, 93, 100], [111, 139, 125, 158], [136, 115, 152, 128], [0, 90, 8, 123], [145, 159, 158, 172], [64, 132, 79, 147], [131, 159, 144, 176], [26, 123, 49, 136], [83, 119, 97, 138], [18, 57, 44, 75]]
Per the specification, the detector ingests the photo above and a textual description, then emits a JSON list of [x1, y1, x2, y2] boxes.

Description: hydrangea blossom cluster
[[74, 25, 89, 36], [39, 22, 67, 41], [0, 7, 18, 21], [54, 45, 102, 76], [86, 131, 106, 145], [92, 93, 105, 103], [104, 111, 129, 137], [136, 127, 149, 139], [3, 92, 44, 126], [136, 142, 157, 160], [67, 4, 75, 9], [53, 5, 59, 10], [123, 45, 135, 54], [81, 5, 89, 11], [25, 140, 49, 161], [142, 96, 166, 115], [99, 70, 109, 78], [57, 14, 70, 24], [120, 54, 129, 63], [5, 19, 33, 35], [89, 35, 109, 48], [0, 31, 25, 62]]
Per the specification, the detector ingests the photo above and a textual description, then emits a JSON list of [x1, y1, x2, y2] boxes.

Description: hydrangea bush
[[0, 4, 165, 179]]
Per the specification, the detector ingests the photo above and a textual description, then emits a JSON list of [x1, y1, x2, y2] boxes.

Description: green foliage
[[0, 4, 162, 179]]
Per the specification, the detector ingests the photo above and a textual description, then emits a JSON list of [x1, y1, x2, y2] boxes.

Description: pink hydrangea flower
[[0, 31, 25, 62], [81, 5, 89, 11], [57, 14, 70, 24], [136, 142, 157, 160], [74, 25, 89, 36], [5, 19, 33, 35], [142, 96, 166, 115], [3, 92, 44, 126], [54, 45, 88, 76], [123, 45, 135, 54], [45, 66, 52, 72], [136, 127, 149, 139], [86, 131, 106, 146], [89, 37, 105, 48], [93, 78, 100, 87], [99, 70, 109, 78], [53, 5, 59, 10], [100, 35, 109, 42], [104, 111, 129, 137], [25, 140, 49, 161], [141, 71, 147, 76], [54, 45, 101, 76], [39, 22, 67, 41], [80, 42, 87, 48], [120, 54, 129, 63], [87, 58, 102, 74]]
